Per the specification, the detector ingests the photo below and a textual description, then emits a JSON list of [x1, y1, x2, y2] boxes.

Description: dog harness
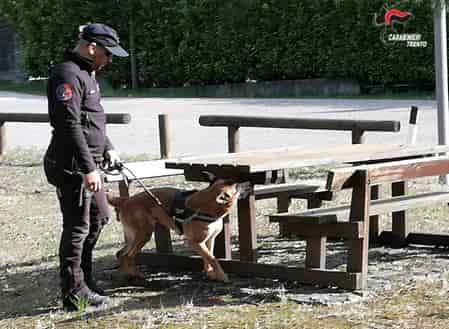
[[170, 190, 221, 235]]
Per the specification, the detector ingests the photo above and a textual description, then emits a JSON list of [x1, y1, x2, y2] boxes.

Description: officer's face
[[92, 44, 112, 71]]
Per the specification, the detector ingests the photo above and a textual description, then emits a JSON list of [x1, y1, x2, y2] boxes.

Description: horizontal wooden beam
[[199, 115, 400, 132], [379, 231, 449, 247], [328, 156, 449, 191], [267, 221, 364, 238], [0, 112, 131, 124], [254, 182, 333, 200], [271, 191, 449, 223], [136, 252, 363, 290]]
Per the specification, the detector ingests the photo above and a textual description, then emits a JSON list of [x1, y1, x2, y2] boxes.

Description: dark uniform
[[44, 50, 113, 304]]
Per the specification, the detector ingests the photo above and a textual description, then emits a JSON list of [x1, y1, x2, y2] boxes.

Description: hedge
[[0, 0, 440, 88]]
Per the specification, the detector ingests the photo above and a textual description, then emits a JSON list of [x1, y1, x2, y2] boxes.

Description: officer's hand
[[84, 170, 102, 192], [105, 150, 121, 167]]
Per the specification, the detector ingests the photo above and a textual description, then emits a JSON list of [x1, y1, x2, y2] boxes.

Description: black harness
[[170, 190, 221, 235]]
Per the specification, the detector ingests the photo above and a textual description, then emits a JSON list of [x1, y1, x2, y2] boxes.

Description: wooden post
[[347, 170, 370, 289], [237, 192, 258, 262], [352, 127, 379, 245], [305, 197, 326, 269], [351, 128, 365, 144], [215, 125, 241, 259], [391, 181, 408, 247], [155, 114, 173, 252], [0, 122, 5, 156], [277, 195, 292, 236], [228, 126, 240, 153], [158, 114, 170, 159]]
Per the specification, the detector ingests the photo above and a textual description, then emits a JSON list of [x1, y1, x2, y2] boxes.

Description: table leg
[[392, 181, 408, 247], [369, 185, 380, 244], [237, 193, 258, 262], [305, 197, 326, 268], [214, 215, 232, 259]]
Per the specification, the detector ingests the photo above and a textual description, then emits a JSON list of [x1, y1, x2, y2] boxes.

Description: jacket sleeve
[[52, 71, 96, 174]]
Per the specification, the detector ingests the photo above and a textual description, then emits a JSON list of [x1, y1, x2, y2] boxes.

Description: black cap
[[81, 23, 129, 57]]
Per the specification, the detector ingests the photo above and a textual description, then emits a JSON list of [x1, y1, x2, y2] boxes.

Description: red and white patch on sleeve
[[56, 83, 73, 101]]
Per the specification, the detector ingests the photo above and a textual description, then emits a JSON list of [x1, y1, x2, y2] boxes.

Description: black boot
[[85, 276, 105, 295], [62, 287, 109, 311]]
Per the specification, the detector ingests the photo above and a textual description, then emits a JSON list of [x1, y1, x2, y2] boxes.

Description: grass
[[0, 79, 435, 99]]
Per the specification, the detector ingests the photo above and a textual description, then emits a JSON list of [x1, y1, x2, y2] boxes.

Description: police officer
[[43, 23, 128, 311]]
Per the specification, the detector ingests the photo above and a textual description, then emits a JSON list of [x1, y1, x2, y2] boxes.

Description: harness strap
[[171, 191, 221, 234]]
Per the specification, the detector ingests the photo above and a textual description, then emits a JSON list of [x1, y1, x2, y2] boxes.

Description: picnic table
[[139, 143, 449, 289]]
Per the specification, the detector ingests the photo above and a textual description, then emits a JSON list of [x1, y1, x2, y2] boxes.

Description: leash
[[104, 162, 163, 206], [103, 161, 222, 234]]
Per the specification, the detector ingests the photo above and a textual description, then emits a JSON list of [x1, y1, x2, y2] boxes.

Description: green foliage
[[0, 0, 441, 88]]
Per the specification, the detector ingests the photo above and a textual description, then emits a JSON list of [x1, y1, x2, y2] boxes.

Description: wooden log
[[158, 114, 170, 159], [199, 115, 400, 132], [136, 252, 363, 290], [228, 126, 240, 153], [352, 128, 365, 144], [0, 112, 131, 124]]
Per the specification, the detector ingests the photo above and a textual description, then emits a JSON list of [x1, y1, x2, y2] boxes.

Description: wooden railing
[[199, 115, 401, 151], [0, 112, 131, 155]]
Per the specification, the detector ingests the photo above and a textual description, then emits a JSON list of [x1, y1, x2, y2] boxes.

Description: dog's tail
[[106, 192, 128, 221]]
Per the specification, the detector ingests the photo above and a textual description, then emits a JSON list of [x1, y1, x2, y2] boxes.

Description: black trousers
[[56, 178, 110, 295]]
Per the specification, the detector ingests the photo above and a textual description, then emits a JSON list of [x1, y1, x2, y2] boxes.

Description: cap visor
[[105, 45, 129, 57]]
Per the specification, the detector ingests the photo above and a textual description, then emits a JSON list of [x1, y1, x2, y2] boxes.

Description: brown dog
[[107, 174, 242, 282]]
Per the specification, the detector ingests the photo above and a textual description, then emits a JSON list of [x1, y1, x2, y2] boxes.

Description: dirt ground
[[1, 148, 449, 329]]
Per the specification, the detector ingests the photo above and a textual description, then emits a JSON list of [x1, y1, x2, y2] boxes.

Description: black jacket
[[46, 51, 113, 174]]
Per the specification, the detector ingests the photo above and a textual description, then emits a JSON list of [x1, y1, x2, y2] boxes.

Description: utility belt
[[44, 154, 104, 187]]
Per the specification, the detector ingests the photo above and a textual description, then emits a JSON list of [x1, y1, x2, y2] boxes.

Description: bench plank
[[328, 156, 449, 191], [270, 191, 449, 223], [254, 182, 332, 200]]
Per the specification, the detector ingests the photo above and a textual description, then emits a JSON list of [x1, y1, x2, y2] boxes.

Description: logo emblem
[[375, 8, 413, 29], [374, 2, 427, 48], [56, 83, 73, 101]]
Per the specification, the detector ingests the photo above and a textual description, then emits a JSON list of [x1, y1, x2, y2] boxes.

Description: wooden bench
[[270, 155, 449, 290]]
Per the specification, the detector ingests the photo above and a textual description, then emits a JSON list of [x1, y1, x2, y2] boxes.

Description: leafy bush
[[0, 0, 440, 88]]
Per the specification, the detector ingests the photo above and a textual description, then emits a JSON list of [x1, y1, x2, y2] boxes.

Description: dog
[[107, 173, 245, 282]]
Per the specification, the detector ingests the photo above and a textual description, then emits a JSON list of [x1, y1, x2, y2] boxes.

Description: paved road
[[0, 91, 439, 158]]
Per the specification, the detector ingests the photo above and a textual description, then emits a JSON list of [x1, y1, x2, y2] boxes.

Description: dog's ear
[[201, 171, 216, 183]]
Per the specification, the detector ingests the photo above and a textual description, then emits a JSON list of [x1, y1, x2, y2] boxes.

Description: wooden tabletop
[[166, 144, 449, 173]]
